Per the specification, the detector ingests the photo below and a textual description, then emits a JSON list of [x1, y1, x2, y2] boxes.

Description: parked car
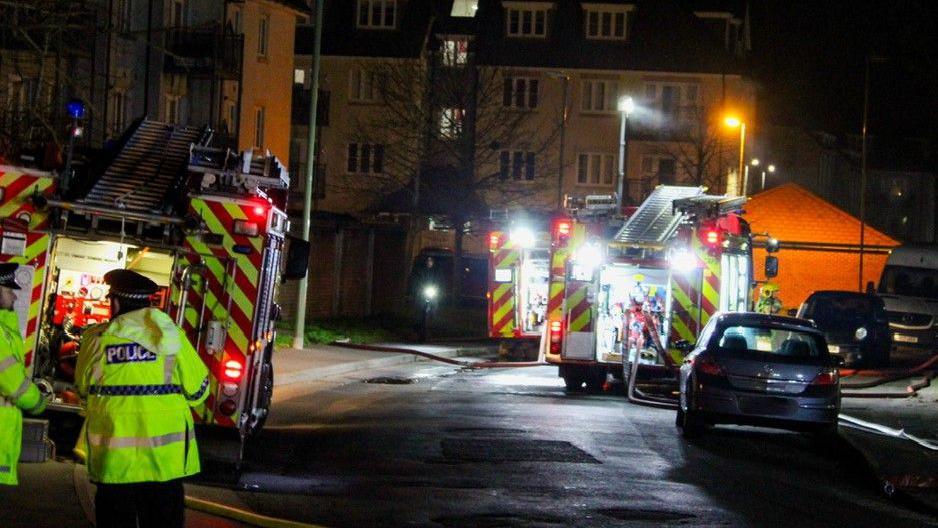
[[676, 312, 840, 439], [796, 291, 891, 368]]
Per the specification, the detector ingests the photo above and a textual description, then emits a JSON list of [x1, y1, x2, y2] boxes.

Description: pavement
[[3, 341, 938, 525]]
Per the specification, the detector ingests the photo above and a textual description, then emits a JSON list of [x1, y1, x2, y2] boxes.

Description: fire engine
[[486, 213, 551, 360], [0, 119, 308, 452], [542, 186, 772, 394]]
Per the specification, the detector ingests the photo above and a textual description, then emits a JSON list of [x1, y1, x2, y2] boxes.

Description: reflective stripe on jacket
[[0, 310, 44, 486], [74, 307, 210, 484]]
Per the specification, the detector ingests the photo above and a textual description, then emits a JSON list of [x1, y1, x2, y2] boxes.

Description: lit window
[[502, 76, 539, 109], [576, 153, 615, 185], [581, 79, 618, 112], [349, 68, 377, 102], [258, 15, 269, 56], [294, 68, 306, 85], [254, 106, 265, 148], [499, 151, 536, 181], [583, 4, 632, 40], [347, 143, 385, 174], [357, 0, 396, 29], [505, 4, 548, 38], [439, 107, 465, 138], [441, 38, 469, 66]]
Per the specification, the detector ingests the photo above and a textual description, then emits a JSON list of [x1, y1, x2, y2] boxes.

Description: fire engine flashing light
[[705, 229, 720, 245], [671, 248, 698, 273], [555, 220, 571, 237], [253, 205, 266, 217], [509, 226, 535, 249], [574, 242, 603, 267], [223, 359, 244, 381], [488, 232, 502, 251]]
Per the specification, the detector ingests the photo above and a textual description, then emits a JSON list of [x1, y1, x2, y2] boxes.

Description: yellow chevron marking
[[492, 283, 512, 304], [197, 204, 260, 285]]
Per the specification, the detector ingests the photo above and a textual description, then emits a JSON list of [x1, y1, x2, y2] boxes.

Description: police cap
[[103, 269, 158, 300], [0, 263, 22, 290]]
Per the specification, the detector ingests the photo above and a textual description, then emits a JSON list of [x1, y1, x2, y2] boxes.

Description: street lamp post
[[723, 116, 746, 196], [546, 71, 570, 209], [762, 164, 775, 191], [63, 99, 86, 195], [859, 56, 887, 292], [617, 96, 634, 209]]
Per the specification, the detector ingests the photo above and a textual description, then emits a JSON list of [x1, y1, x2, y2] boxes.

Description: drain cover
[[364, 377, 417, 384], [598, 508, 695, 522], [441, 438, 599, 463]]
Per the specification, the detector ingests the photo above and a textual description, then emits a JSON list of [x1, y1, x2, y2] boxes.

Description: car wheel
[[679, 382, 705, 438], [675, 405, 685, 427]]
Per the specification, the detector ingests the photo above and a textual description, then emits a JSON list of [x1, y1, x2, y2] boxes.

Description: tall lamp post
[[616, 96, 634, 208], [63, 98, 86, 195], [723, 115, 746, 196], [546, 71, 570, 209], [859, 55, 888, 292]]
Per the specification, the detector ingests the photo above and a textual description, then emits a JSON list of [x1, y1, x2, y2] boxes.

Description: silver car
[[676, 312, 840, 438]]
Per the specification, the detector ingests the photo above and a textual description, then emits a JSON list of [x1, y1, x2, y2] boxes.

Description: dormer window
[[357, 0, 396, 30], [583, 3, 633, 41], [504, 2, 551, 38]]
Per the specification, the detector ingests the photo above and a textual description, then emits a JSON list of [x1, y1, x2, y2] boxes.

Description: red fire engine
[[0, 120, 308, 452]]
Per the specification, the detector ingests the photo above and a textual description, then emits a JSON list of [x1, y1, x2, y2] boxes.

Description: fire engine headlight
[[671, 248, 698, 274], [423, 285, 438, 300], [855, 327, 868, 341], [574, 243, 603, 267], [509, 226, 535, 249]]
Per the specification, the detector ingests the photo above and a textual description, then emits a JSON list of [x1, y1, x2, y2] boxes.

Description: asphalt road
[[195, 363, 937, 528]]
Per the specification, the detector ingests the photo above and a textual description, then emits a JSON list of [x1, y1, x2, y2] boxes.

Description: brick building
[[744, 183, 899, 311]]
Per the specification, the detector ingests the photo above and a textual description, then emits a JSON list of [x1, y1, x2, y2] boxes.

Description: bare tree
[[0, 0, 97, 163]]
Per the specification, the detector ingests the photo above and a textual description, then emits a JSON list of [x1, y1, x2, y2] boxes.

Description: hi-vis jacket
[[0, 309, 47, 485], [75, 307, 210, 484]]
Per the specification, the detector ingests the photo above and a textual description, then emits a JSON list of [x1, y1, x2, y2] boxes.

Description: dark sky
[[750, 0, 938, 139]]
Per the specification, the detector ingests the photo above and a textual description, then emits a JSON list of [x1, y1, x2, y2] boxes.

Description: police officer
[[74, 269, 209, 528], [0, 263, 51, 486]]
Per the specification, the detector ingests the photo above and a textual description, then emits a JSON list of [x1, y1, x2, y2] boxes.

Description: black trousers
[[94, 479, 185, 528]]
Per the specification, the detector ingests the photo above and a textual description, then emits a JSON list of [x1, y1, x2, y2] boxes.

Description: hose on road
[[329, 342, 549, 369], [840, 353, 938, 398], [185, 496, 329, 528], [625, 348, 679, 410]]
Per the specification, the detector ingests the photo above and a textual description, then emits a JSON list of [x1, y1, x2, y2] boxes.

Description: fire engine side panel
[[174, 196, 267, 430], [0, 168, 55, 373], [560, 223, 597, 361], [488, 235, 519, 338]]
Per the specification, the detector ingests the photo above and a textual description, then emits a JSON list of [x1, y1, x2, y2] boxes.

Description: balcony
[[163, 28, 243, 79], [292, 86, 329, 127]]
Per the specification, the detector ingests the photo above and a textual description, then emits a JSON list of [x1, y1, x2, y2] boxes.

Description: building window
[[170, 0, 186, 27], [164, 95, 180, 123], [254, 106, 265, 148], [439, 107, 465, 138], [641, 155, 677, 185], [349, 68, 377, 102], [505, 5, 548, 38], [583, 5, 631, 40], [644, 82, 702, 124], [224, 101, 237, 134], [230, 7, 242, 34], [499, 150, 536, 181], [581, 79, 618, 112], [576, 153, 615, 185], [108, 91, 128, 134], [294, 68, 306, 86], [347, 143, 385, 174], [357, 0, 396, 29], [258, 15, 269, 56], [441, 38, 469, 66], [502, 77, 539, 109]]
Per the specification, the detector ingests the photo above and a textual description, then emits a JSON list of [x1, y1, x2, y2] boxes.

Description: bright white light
[[751, 158, 760, 166], [767, 164, 776, 173], [574, 242, 603, 267], [618, 96, 635, 114], [423, 285, 438, 300], [854, 327, 868, 341], [509, 226, 536, 249], [671, 248, 698, 273]]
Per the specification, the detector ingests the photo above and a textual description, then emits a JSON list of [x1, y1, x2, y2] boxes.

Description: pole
[[742, 164, 749, 197], [737, 122, 746, 196], [859, 57, 871, 292], [556, 75, 568, 209], [617, 111, 627, 209], [293, 1, 324, 349], [761, 170, 766, 191]]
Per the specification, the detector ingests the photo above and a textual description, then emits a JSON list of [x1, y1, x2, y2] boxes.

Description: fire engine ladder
[[611, 186, 705, 247]]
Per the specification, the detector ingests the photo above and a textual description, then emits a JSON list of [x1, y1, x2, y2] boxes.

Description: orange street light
[[723, 115, 746, 195], [724, 116, 742, 128]]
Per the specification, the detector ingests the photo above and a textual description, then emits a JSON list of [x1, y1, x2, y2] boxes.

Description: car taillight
[[489, 232, 502, 251], [695, 355, 723, 376], [549, 319, 563, 354], [223, 359, 244, 381], [811, 369, 839, 385]]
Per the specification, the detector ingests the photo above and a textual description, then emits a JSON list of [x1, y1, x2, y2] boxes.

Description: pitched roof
[[743, 183, 899, 246]]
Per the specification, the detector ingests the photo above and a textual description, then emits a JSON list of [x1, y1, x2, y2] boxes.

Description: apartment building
[[292, 0, 756, 217]]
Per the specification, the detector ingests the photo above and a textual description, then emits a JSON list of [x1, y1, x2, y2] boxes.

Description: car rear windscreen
[[717, 325, 826, 359]]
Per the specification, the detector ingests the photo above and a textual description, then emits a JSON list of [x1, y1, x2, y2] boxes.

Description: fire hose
[[329, 342, 548, 369], [840, 353, 938, 398]]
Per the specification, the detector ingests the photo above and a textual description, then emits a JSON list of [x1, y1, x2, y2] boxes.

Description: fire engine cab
[[486, 213, 551, 360], [0, 120, 308, 453], [542, 186, 773, 395]]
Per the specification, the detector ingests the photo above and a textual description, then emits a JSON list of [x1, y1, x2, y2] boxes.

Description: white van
[[877, 245, 938, 351]]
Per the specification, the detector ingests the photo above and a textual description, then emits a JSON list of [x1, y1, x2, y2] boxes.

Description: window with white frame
[[164, 95, 180, 123], [254, 106, 265, 148], [439, 107, 465, 138], [505, 4, 548, 38], [357, 0, 396, 29], [258, 15, 270, 56], [441, 38, 469, 66], [576, 153, 615, 185], [583, 4, 632, 40], [580, 79, 618, 112], [349, 68, 377, 102], [502, 76, 539, 109], [499, 150, 536, 181], [644, 82, 701, 124], [347, 143, 385, 174]]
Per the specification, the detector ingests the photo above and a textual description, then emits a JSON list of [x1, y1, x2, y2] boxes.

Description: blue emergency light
[[66, 98, 86, 119]]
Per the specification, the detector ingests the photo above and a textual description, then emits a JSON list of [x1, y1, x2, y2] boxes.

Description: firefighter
[[74, 269, 209, 528], [756, 282, 783, 315], [0, 263, 51, 486]]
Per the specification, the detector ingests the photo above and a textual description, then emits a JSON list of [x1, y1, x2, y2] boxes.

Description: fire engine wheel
[[563, 372, 585, 392], [246, 360, 274, 437], [585, 367, 606, 392]]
